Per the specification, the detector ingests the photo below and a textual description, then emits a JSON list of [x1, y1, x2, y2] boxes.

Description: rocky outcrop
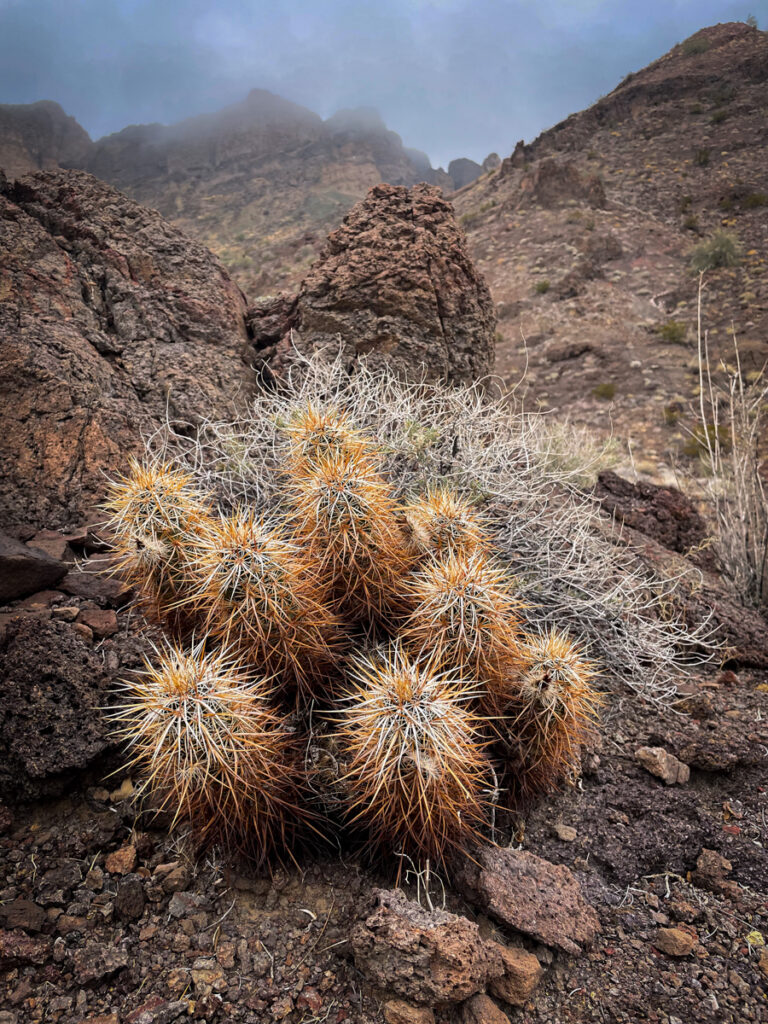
[[0, 101, 91, 179], [0, 532, 66, 602], [0, 169, 253, 530], [518, 157, 606, 209], [448, 158, 483, 190], [250, 183, 496, 385]]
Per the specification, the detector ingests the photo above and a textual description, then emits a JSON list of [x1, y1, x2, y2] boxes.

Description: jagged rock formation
[[448, 157, 483, 189], [247, 183, 496, 384], [0, 169, 253, 531], [453, 21, 768, 472], [0, 100, 91, 179]]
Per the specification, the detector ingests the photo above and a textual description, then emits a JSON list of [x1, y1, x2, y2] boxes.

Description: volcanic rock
[[0, 531, 66, 601], [252, 183, 496, 385], [456, 847, 601, 955], [0, 617, 110, 801], [351, 888, 503, 1006], [635, 746, 691, 785], [0, 169, 253, 530]]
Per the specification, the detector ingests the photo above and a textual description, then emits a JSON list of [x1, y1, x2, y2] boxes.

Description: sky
[[0, 0, 760, 168]]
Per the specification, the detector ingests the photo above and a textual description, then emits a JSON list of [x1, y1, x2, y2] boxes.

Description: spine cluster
[[103, 402, 600, 868]]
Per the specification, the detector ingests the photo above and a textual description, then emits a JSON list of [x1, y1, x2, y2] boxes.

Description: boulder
[[456, 847, 601, 955], [351, 888, 502, 1006], [0, 169, 253, 531], [250, 183, 496, 386]]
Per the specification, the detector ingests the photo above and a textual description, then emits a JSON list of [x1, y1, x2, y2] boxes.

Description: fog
[[0, 0, 755, 167]]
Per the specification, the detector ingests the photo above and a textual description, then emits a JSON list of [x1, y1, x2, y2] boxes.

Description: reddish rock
[[60, 563, 133, 606], [0, 531, 66, 602], [27, 530, 74, 562], [253, 183, 496, 385], [351, 888, 503, 1005], [77, 607, 118, 639], [0, 928, 52, 965], [654, 927, 696, 957], [0, 169, 253, 531], [487, 944, 543, 1006], [382, 1000, 435, 1024], [456, 847, 601, 955], [635, 746, 690, 785], [460, 994, 510, 1024], [105, 844, 138, 875], [0, 900, 45, 933], [72, 942, 130, 985]]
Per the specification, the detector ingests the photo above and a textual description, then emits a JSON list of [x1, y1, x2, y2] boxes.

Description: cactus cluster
[[104, 400, 600, 868]]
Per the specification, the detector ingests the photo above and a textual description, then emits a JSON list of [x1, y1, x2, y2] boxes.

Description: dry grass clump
[[103, 350, 713, 869]]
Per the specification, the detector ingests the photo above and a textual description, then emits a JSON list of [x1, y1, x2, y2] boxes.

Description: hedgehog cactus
[[111, 639, 304, 863], [490, 628, 601, 797], [102, 457, 212, 620], [335, 644, 491, 861], [182, 511, 345, 696], [103, 375, 609, 870]]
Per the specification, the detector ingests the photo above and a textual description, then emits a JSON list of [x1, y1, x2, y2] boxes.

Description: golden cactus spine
[[400, 548, 526, 683], [333, 644, 492, 863], [285, 449, 413, 620], [111, 639, 305, 864], [491, 628, 601, 798], [402, 485, 491, 560], [101, 457, 212, 621], [181, 511, 345, 697]]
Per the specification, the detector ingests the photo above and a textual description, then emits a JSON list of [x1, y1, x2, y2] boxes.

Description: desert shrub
[[711, 109, 728, 125], [694, 148, 710, 167], [680, 195, 693, 212], [742, 192, 768, 209], [689, 230, 741, 272], [689, 302, 768, 611], [656, 320, 688, 345], [107, 355, 713, 866], [683, 214, 700, 232], [682, 35, 710, 56], [592, 381, 616, 400], [535, 279, 551, 294]]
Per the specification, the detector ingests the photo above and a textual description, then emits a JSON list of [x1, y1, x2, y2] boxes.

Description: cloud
[[0, 0, 753, 166]]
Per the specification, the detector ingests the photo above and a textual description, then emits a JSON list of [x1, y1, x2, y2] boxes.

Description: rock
[[517, 158, 605, 208], [168, 891, 210, 919], [253, 183, 496, 386], [448, 157, 484, 189], [105, 844, 138, 875], [456, 847, 601, 955], [595, 472, 712, 567], [692, 848, 738, 896], [0, 169, 253, 531], [487, 944, 543, 1006], [0, 618, 109, 801], [115, 875, 146, 921], [27, 530, 74, 562], [460, 994, 510, 1024], [72, 942, 130, 985], [0, 900, 45, 934], [383, 1000, 435, 1024], [125, 999, 189, 1024], [635, 746, 690, 785], [554, 824, 577, 842], [59, 567, 133, 606], [351, 888, 503, 1005], [0, 928, 52, 965], [0, 531, 66, 602], [76, 607, 118, 639], [654, 927, 696, 957]]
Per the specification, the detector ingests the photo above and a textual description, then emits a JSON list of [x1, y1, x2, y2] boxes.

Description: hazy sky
[[0, 0, 759, 167]]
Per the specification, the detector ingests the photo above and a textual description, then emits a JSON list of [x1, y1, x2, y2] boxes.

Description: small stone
[[105, 844, 138, 875], [27, 531, 72, 562], [296, 988, 324, 1014], [51, 605, 79, 621], [758, 948, 768, 979], [488, 943, 543, 1006], [270, 996, 294, 1020], [73, 622, 93, 643], [461, 994, 510, 1024], [77, 607, 118, 638], [115, 875, 146, 921], [109, 778, 134, 801], [635, 746, 690, 785], [0, 531, 66, 602], [84, 867, 104, 891], [1, 900, 45, 933], [72, 942, 130, 985], [0, 928, 51, 965], [383, 1000, 435, 1024], [654, 927, 696, 956], [159, 864, 191, 894], [60, 567, 132, 605], [554, 823, 577, 842]]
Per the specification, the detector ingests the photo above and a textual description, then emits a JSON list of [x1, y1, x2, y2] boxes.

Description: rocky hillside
[[454, 22, 768, 477], [0, 100, 91, 179]]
